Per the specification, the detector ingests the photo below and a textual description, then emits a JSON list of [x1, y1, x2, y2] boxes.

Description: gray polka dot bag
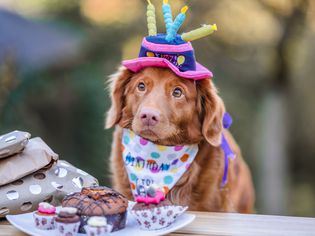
[[0, 133, 98, 217]]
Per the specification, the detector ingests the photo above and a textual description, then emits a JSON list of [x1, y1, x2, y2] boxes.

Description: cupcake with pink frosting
[[131, 185, 187, 230], [33, 202, 56, 230]]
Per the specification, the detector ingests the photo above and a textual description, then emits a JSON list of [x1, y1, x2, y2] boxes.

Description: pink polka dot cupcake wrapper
[[130, 205, 188, 230], [55, 221, 80, 236], [84, 224, 113, 236], [122, 129, 198, 197], [33, 212, 56, 230]]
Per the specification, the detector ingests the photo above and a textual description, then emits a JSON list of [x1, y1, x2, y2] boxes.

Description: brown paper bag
[[0, 137, 58, 186], [0, 160, 99, 217]]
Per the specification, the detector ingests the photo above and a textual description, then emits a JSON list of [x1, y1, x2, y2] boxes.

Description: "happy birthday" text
[[125, 153, 171, 173]]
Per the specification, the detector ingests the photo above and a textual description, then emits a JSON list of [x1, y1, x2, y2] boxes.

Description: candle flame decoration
[[145, 0, 217, 42], [181, 6, 188, 14]]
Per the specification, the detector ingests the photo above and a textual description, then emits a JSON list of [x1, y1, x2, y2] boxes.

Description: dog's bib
[[122, 128, 198, 198]]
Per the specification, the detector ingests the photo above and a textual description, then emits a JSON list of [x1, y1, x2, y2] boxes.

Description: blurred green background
[[0, 0, 314, 217]]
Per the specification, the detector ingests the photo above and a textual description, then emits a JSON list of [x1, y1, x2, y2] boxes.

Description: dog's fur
[[106, 67, 255, 213]]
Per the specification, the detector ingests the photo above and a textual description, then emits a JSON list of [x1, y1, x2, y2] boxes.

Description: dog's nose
[[140, 108, 160, 126]]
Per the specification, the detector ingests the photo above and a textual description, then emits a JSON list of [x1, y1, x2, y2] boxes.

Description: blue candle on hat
[[166, 6, 188, 42], [162, 0, 173, 35]]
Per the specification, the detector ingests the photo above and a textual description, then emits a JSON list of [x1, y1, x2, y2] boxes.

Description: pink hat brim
[[122, 57, 213, 80]]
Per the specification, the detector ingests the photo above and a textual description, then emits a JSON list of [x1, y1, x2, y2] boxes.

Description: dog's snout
[[140, 108, 160, 126]]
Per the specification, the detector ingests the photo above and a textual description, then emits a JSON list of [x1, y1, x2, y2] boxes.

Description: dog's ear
[[197, 79, 225, 146], [105, 67, 133, 129]]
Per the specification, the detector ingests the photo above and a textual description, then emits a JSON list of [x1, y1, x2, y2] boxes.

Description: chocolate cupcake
[[55, 207, 80, 236], [62, 186, 128, 232], [131, 186, 187, 230]]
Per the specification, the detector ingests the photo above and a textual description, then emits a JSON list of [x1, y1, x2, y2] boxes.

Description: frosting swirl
[[38, 202, 56, 214], [88, 216, 107, 227]]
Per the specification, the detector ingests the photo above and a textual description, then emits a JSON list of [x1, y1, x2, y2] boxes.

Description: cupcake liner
[[130, 205, 188, 230], [55, 221, 80, 236], [84, 224, 113, 236], [78, 212, 127, 233], [33, 212, 56, 230]]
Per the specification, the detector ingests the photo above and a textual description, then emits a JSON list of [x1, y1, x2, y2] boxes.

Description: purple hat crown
[[139, 34, 197, 72]]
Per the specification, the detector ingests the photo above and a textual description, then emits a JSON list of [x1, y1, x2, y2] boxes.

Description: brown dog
[[106, 66, 255, 213]]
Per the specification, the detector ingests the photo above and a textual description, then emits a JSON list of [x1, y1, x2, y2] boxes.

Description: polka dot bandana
[[122, 129, 198, 199]]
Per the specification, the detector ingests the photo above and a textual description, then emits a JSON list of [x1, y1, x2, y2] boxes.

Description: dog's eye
[[137, 82, 146, 91], [172, 88, 183, 98]]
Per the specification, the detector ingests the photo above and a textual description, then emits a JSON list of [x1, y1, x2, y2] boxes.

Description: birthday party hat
[[123, 0, 217, 80]]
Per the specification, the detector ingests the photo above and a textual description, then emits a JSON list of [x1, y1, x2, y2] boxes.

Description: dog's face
[[106, 67, 225, 146]]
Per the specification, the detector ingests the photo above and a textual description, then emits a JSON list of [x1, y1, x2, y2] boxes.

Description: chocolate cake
[[62, 186, 128, 232]]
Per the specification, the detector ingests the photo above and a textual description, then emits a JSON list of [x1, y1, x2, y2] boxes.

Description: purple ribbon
[[220, 112, 236, 187]]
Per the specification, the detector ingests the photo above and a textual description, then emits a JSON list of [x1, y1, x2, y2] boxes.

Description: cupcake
[[84, 216, 113, 236], [55, 207, 80, 236], [62, 186, 128, 232], [33, 202, 56, 230], [131, 186, 188, 230]]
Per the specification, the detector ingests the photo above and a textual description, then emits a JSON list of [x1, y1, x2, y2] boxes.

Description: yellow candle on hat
[[181, 24, 217, 42], [147, 0, 157, 36]]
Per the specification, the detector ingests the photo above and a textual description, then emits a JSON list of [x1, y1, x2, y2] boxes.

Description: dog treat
[[33, 202, 56, 230], [0, 130, 30, 159], [62, 186, 128, 232], [55, 207, 80, 236], [146, 185, 157, 197]]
